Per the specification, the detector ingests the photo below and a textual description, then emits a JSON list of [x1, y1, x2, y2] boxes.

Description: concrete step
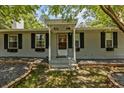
[[49, 58, 76, 69], [51, 64, 70, 69], [50, 64, 69, 67], [50, 60, 74, 64]]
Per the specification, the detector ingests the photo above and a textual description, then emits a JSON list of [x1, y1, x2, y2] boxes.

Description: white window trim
[[105, 32, 113, 48], [35, 34, 46, 48], [8, 34, 18, 49]]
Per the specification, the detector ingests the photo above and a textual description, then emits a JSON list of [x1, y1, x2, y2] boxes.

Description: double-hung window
[[105, 32, 113, 48], [35, 34, 46, 48], [8, 35, 18, 49]]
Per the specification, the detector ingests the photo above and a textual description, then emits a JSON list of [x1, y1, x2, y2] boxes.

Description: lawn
[[15, 63, 115, 88]]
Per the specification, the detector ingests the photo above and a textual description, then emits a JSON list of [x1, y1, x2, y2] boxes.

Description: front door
[[57, 34, 67, 56]]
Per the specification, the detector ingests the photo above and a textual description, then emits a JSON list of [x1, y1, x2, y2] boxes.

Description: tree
[[44, 5, 124, 32], [0, 5, 43, 29], [100, 5, 124, 32], [1, 5, 124, 32]]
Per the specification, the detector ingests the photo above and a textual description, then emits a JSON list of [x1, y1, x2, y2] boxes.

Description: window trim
[[8, 34, 18, 49], [105, 32, 113, 48], [35, 33, 46, 49]]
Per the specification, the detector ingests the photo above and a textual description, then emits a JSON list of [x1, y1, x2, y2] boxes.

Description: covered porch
[[46, 19, 77, 67]]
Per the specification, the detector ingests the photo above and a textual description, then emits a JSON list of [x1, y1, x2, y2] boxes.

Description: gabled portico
[[46, 19, 77, 66]]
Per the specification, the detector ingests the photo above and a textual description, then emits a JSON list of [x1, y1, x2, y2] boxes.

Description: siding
[[0, 32, 48, 58], [76, 30, 123, 59], [0, 30, 124, 59]]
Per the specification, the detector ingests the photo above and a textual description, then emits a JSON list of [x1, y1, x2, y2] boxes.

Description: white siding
[[51, 32, 57, 59], [76, 30, 124, 59], [0, 30, 124, 59], [0, 32, 48, 58]]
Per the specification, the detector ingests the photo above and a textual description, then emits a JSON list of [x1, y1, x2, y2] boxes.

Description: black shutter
[[68, 33, 72, 48], [46, 33, 49, 48], [4, 34, 8, 49], [113, 32, 118, 48], [31, 33, 35, 48], [18, 34, 22, 49], [101, 32, 105, 48], [80, 32, 84, 48]]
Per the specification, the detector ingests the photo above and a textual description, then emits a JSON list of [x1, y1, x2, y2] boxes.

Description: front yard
[[14, 63, 115, 88], [1, 58, 124, 88]]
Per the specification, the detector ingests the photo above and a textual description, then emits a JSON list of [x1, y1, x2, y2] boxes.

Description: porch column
[[48, 28, 51, 62], [73, 28, 76, 61]]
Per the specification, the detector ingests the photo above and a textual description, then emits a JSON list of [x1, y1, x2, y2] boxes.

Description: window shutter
[[68, 33, 72, 48], [4, 34, 8, 49], [101, 32, 105, 48], [18, 34, 22, 49], [80, 32, 84, 48], [113, 32, 118, 48], [31, 33, 35, 48], [46, 33, 49, 48]]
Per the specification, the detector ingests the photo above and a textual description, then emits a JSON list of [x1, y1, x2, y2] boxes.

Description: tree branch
[[100, 5, 124, 32]]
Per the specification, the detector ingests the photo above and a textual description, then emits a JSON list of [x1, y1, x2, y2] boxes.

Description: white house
[[0, 19, 123, 65]]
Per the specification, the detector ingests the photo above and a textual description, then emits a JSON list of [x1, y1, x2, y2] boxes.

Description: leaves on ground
[[15, 64, 120, 88]]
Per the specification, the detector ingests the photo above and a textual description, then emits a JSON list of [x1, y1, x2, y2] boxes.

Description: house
[[0, 19, 123, 65]]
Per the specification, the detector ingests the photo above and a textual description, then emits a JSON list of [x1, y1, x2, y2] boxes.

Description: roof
[[0, 27, 120, 33], [76, 27, 120, 31], [45, 19, 77, 26], [0, 28, 48, 33]]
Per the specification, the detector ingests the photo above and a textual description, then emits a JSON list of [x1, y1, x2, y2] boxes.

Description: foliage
[[100, 5, 124, 32], [48, 6, 85, 20], [2, 5, 124, 31], [23, 13, 44, 29], [0, 5, 43, 29], [45, 5, 124, 29], [15, 63, 114, 88]]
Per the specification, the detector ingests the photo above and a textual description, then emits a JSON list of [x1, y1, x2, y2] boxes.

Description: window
[[58, 34, 67, 49], [105, 32, 113, 48], [8, 35, 18, 49], [75, 34, 80, 51], [35, 34, 46, 48]]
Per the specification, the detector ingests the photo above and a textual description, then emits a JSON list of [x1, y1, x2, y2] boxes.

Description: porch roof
[[45, 19, 77, 25]]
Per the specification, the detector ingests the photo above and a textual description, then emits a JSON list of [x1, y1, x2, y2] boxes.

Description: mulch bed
[[0, 57, 44, 88], [0, 63, 29, 87], [108, 71, 124, 88]]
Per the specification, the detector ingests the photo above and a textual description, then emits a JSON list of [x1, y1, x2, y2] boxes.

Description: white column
[[48, 28, 51, 62], [73, 28, 76, 61]]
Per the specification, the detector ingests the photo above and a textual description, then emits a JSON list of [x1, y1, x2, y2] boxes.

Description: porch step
[[49, 58, 76, 69], [50, 64, 70, 69]]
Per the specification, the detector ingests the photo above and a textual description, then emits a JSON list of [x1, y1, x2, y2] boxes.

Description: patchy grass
[[15, 64, 115, 88]]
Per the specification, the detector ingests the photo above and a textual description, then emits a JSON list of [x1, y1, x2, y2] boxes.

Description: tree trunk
[[100, 5, 124, 32]]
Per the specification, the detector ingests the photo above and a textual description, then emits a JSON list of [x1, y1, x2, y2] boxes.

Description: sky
[[36, 6, 61, 20]]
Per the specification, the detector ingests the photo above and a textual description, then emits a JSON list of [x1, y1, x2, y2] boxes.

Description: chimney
[[12, 19, 24, 29]]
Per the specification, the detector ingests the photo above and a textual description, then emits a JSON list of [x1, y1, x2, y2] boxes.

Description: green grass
[[15, 63, 114, 88]]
